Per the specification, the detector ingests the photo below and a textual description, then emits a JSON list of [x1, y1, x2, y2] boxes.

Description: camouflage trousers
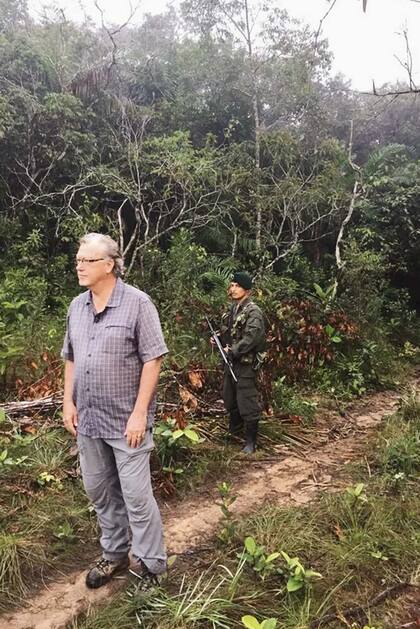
[[222, 362, 261, 426]]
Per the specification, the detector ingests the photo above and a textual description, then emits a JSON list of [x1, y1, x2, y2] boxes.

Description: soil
[[0, 385, 407, 629]]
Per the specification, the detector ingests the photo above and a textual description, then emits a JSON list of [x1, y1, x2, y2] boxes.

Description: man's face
[[75, 243, 114, 288], [229, 282, 249, 301]]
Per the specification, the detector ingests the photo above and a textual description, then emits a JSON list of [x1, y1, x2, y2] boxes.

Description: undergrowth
[[74, 387, 420, 629]]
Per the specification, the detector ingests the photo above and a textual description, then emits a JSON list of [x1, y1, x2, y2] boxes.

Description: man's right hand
[[63, 400, 78, 437]]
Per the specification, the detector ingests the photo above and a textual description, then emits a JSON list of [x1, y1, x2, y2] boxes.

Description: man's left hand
[[125, 411, 148, 448]]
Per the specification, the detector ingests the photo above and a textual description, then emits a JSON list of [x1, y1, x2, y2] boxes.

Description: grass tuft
[[0, 533, 47, 605]]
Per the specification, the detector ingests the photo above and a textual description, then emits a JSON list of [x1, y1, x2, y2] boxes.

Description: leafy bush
[[0, 268, 65, 394], [271, 377, 317, 423], [154, 416, 203, 482]]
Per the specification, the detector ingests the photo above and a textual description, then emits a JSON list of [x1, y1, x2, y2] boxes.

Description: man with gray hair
[[62, 233, 168, 589]]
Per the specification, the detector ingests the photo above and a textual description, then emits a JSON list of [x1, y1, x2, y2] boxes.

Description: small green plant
[[0, 449, 29, 467], [37, 471, 63, 489], [380, 431, 420, 478], [53, 522, 76, 541], [345, 483, 368, 506], [154, 418, 203, 473], [272, 377, 317, 423], [313, 282, 337, 311], [399, 341, 419, 359], [369, 549, 389, 561], [280, 551, 322, 592], [324, 324, 342, 344], [241, 536, 281, 581], [216, 482, 238, 544], [242, 615, 277, 629], [387, 471, 407, 492], [162, 465, 185, 476], [341, 483, 371, 530], [154, 420, 202, 446], [397, 386, 420, 422]]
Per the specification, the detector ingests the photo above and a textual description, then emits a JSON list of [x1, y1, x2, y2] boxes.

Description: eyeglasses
[[75, 257, 107, 267]]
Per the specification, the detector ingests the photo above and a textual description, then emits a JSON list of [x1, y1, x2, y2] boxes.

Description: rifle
[[205, 316, 238, 383]]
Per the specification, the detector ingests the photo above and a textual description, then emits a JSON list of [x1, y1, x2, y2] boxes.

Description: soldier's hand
[[63, 400, 78, 437], [125, 411, 148, 448]]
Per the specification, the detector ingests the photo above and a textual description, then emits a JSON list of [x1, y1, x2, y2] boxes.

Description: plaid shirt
[[62, 278, 168, 438]]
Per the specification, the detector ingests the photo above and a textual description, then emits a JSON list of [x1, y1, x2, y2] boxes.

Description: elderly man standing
[[62, 233, 167, 589]]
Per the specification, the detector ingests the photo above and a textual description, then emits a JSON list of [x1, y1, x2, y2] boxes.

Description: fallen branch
[[0, 394, 179, 417], [311, 582, 417, 628], [0, 394, 223, 420], [0, 394, 64, 417]]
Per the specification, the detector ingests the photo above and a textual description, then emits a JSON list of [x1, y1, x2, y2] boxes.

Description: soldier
[[218, 272, 266, 454]]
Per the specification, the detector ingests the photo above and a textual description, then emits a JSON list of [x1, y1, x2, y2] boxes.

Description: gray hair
[[79, 233, 124, 277]]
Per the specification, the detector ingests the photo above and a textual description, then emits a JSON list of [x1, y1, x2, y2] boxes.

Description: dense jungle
[[0, 0, 420, 627]]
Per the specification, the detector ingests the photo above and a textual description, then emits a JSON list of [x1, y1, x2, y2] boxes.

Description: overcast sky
[[28, 0, 420, 90]]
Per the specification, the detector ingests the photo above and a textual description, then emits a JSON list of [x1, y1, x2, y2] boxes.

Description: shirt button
[[91, 336, 95, 340], [88, 353, 91, 357], [86, 388, 90, 392], [86, 370, 90, 374]]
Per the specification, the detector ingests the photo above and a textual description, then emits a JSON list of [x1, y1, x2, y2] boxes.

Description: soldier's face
[[229, 282, 249, 301]]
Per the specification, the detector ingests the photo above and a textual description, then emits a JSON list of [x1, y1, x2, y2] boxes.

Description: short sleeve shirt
[[62, 278, 168, 438]]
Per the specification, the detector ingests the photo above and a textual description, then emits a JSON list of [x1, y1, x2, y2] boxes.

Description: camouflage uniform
[[220, 297, 265, 443]]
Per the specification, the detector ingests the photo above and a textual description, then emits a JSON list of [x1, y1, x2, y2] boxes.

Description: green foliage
[[0, 448, 28, 467], [0, 0, 417, 402], [36, 471, 63, 489], [271, 377, 317, 423], [313, 282, 337, 312], [242, 616, 277, 629], [0, 267, 65, 391], [0, 294, 26, 376], [397, 387, 420, 422], [377, 395, 420, 481], [241, 536, 282, 581], [154, 417, 203, 477], [0, 421, 96, 610], [53, 522, 76, 542], [0, 532, 47, 602], [216, 482, 238, 544], [345, 483, 368, 506], [279, 551, 322, 593], [129, 567, 234, 628]]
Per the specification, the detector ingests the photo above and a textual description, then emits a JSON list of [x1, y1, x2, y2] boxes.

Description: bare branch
[[335, 120, 362, 270]]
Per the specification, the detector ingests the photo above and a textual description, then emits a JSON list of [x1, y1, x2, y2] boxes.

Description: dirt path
[[1, 386, 404, 629]]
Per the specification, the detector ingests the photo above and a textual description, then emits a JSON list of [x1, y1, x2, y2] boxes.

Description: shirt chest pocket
[[103, 324, 134, 355]]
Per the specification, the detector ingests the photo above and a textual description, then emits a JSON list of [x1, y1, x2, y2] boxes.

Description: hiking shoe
[[85, 556, 129, 589], [129, 560, 165, 592]]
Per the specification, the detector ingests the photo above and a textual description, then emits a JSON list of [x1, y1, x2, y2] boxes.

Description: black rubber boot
[[228, 411, 243, 436], [242, 421, 258, 454]]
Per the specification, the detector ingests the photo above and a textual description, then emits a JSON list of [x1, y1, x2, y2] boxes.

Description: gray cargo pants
[[77, 431, 166, 575]]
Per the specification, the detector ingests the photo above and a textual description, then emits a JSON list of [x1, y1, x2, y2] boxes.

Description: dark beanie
[[232, 271, 252, 290]]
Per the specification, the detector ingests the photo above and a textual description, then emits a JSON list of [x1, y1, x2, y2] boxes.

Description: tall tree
[[181, 0, 332, 251]]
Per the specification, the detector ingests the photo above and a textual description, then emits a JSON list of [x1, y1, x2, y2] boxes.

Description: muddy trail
[[2, 384, 408, 629]]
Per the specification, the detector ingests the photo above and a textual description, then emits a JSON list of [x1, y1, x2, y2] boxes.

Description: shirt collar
[[85, 277, 124, 308], [233, 296, 251, 314]]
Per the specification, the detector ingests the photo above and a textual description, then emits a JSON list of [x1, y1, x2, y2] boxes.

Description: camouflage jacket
[[220, 298, 266, 367]]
